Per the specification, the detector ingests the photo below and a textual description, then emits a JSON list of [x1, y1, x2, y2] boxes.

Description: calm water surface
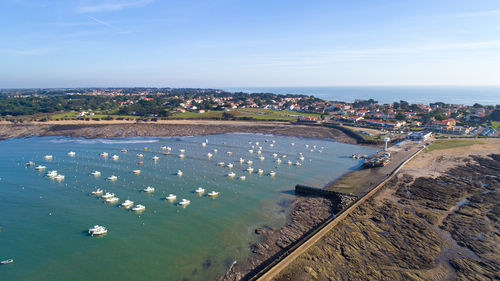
[[0, 134, 376, 280]]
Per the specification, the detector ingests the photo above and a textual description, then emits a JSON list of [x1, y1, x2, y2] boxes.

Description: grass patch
[[425, 139, 484, 152], [490, 121, 500, 129]]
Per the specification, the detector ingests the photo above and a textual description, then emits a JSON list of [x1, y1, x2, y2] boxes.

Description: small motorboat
[[295, 162, 302, 166], [299, 156, 305, 161], [258, 156, 265, 161], [178, 199, 190, 206], [213, 149, 218, 153], [239, 158, 245, 163], [305, 144, 309, 148], [46, 170, 58, 178], [227, 151, 232, 156], [91, 189, 103, 196], [143, 186, 155, 193], [91, 171, 101, 176], [100, 152, 108, 157], [136, 154, 144, 158], [1, 259, 13, 264], [179, 154, 185, 159], [88, 225, 107, 236], [101, 192, 115, 199], [270, 143, 274, 147], [282, 155, 287, 158], [165, 194, 176, 201], [257, 169, 264, 175], [112, 155, 119, 160], [248, 149, 254, 154], [194, 187, 205, 194], [272, 153, 278, 158], [177, 170, 183, 176], [35, 165, 46, 170], [290, 143, 295, 146], [217, 162, 225, 166], [161, 146, 167, 150], [44, 155, 53, 160], [239, 176, 246, 181], [276, 159, 282, 164], [152, 156, 159, 161], [247, 160, 253, 165], [132, 169, 141, 174], [107, 175, 118, 181], [269, 171, 276, 177], [247, 167, 254, 173], [227, 172, 236, 178], [257, 150, 262, 155], [132, 204, 146, 212], [68, 151, 76, 157], [202, 142, 207, 147], [121, 200, 134, 208], [227, 163, 234, 169], [166, 147, 172, 151], [207, 153, 213, 158], [25, 161, 35, 166], [255, 142, 259, 145], [287, 160, 293, 165], [105, 197, 119, 203], [54, 174, 65, 181], [137, 161, 143, 165], [179, 149, 185, 153], [121, 149, 128, 153], [208, 191, 219, 197]]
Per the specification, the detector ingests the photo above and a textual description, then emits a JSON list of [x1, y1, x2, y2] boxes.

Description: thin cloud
[[88, 16, 113, 28], [0, 47, 58, 56], [77, 0, 154, 13], [457, 9, 500, 17]]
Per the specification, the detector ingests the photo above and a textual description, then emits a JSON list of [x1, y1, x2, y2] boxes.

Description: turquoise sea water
[[223, 86, 500, 105], [0, 134, 376, 280]]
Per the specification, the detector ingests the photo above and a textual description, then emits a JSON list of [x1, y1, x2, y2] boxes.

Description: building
[[407, 131, 432, 141]]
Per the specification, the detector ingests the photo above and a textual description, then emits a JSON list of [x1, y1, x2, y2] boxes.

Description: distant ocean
[[223, 86, 500, 106]]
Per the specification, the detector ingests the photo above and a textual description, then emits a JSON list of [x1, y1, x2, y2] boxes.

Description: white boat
[[239, 176, 246, 181], [165, 194, 176, 201], [313, 145, 317, 149], [121, 200, 134, 208], [205, 138, 208, 143], [257, 169, 264, 175], [35, 165, 46, 170], [167, 147, 172, 151], [91, 189, 103, 196], [1, 259, 13, 264], [101, 192, 115, 199], [295, 162, 302, 166], [248, 149, 254, 154], [213, 149, 218, 153], [121, 149, 128, 153], [248, 141, 252, 144], [272, 140, 276, 144], [152, 156, 159, 161], [136, 154, 144, 158], [195, 187, 205, 194], [161, 146, 167, 150], [178, 199, 190, 206], [44, 155, 53, 160], [202, 142, 207, 147], [107, 175, 118, 181], [25, 161, 35, 166], [91, 170, 101, 176], [143, 186, 155, 193], [276, 159, 282, 164], [299, 156, 305, 161], [290, 143, 295, 146], [272, 153, 278, 158], [287, 160, 293, 165], [227, 151, 232, 156], [112, 155, 119, 160], [88, 225, 107, 236], [247, 160, 253, 165], [68, 151, 76, 157], [179, 154, 185, 159], [132, 204, 146, 212], [207, 153, 213, 158], [270, 144, 274, 147], [46, 170, 58, 178], [227, 172, 236, 178], [305, 144, 309, 148], [100, 152, 108, 157], [282, 155, 287, 158], [208, 191, 219, 197], [217, 162, 225, 166], [269, 171, 276, 177], [257, 150, 262, 155], [227, 163, 234, 169], [105, 197, 119, 203], [247, 167, 254, 173], [239, 158, 245, 163], [132, 169, 141, 174], [255, 142, 259, 145], [258, 146, 262, 150], [177, 170, 183, 176], [54, 174, 65, 181], [258, 156, 265, 161], [179, 149, 185, 153]]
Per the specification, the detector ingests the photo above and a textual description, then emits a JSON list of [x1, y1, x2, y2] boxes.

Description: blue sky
[[0, 0, 499, 88]]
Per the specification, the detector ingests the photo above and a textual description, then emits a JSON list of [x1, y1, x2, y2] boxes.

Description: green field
[[490, 121, 500, 129], [168, 109, 322, 121], [425, 139, 484, 152]]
